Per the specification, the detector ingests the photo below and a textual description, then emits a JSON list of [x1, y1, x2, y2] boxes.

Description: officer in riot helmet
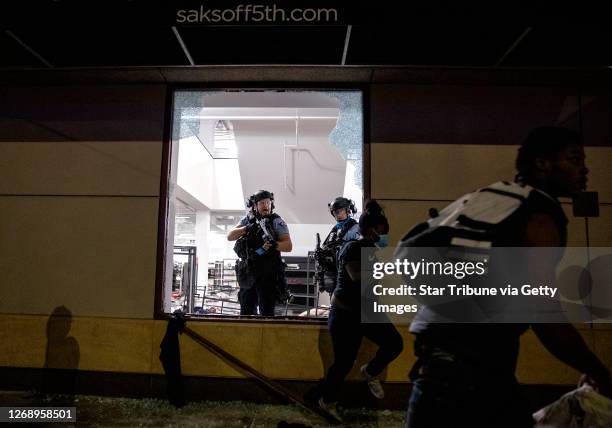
[[327, 197, 361, 246], [314, 197, 360, 294], [228, 190, 292, 316]]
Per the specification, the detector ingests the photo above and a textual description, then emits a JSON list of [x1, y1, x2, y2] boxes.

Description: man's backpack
[[395, 181, 544, 327], [396, 181, 537, 250]]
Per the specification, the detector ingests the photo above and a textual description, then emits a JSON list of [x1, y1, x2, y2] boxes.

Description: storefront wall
[[1, 76, 611, 387]]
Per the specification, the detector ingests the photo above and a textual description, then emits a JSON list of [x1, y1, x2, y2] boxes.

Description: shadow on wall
[[40, 305, 80, 405]]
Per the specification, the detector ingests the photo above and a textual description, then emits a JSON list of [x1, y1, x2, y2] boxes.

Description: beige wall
[[0, 82, 610, 386], [368, 83, 612, 246], [369, 83, 612, 385], [0, 313, 597, 385], [371, 143, 612, 245], [0, 85, 166, 318]]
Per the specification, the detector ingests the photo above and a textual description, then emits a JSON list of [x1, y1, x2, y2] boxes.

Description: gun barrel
[[258, 218, 274, 243]]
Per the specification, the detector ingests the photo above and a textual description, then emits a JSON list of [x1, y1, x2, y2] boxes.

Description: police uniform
[[324, 218, 360, 244], [236, 214, 289, 316], [315, 197, 361, 294]]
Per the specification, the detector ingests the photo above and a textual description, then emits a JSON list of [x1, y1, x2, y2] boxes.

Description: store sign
[[3, 1, 597, 28], [173, 0, 347, 26]]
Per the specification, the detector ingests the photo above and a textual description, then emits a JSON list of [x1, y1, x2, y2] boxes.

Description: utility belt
[[235, 257, 291, 304], [236, 255, 282, 279]]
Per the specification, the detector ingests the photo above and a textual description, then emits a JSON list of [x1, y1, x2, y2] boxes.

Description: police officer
[[228, 190, 292, 316], [314, 197, 360, 294]]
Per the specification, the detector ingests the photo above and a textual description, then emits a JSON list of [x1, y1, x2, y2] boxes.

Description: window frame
[[154, 83, 371, 322]]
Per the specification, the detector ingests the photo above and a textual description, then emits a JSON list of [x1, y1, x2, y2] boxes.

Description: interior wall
[[287, 223, 335, 257], [177, 134, 215, 208], [176, 121, 244, 211], [234, 119, 346, 225], [195, 209, 211, 291]]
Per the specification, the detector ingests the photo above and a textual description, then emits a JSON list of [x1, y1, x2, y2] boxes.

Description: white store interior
[[164, 90, 363, 316]]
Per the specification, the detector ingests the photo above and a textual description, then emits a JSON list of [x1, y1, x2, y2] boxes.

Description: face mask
[[334, 209, 348, 222], [375, 234, 389, 248], [335, 218, 349, 229]]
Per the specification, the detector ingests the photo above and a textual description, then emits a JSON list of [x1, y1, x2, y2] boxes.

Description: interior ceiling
[[1, 2, 611, 69]]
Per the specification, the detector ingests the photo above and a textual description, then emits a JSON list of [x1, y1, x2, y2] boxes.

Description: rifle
[[314, 229, 346, 293], [254, 217, 276, 255], [313, 233, 328, 291], [257, 217, 292, 303]]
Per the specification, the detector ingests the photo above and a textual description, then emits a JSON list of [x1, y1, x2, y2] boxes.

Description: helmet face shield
[[332, 207, 347, 215]]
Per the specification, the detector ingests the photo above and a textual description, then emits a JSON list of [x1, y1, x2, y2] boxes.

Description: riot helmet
[[328, 197, 356, 218], [247, 190, 275, 215]]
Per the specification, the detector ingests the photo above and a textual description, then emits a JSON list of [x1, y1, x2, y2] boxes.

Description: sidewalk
[[0, 391, 405, 427]]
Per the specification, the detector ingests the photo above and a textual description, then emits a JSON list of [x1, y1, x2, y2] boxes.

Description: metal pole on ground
[[182, 326, 340, 425]]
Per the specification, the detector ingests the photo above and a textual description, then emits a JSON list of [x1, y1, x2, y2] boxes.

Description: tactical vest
[[323, 217, 358, 249], [234, 213, 282, 275], [317, 218, 358, 293]]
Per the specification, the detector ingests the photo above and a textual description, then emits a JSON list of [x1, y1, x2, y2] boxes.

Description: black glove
[[245, 221, 258, 234]]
